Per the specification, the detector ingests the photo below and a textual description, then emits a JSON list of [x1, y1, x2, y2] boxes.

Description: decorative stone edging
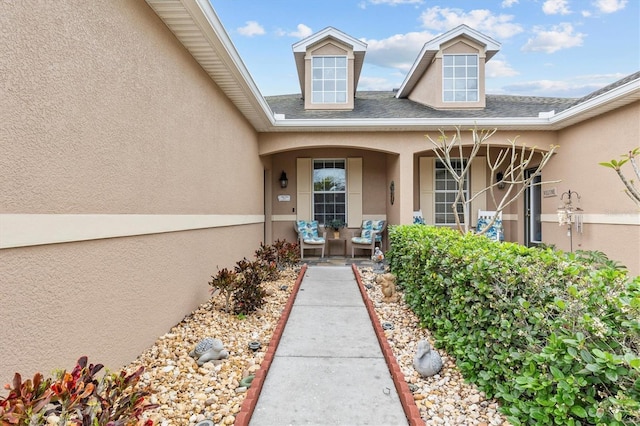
[[234, 264, 308, 426], [351, 264, 426, 426]]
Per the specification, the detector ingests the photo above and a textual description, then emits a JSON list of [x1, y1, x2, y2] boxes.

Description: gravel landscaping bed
[[128, 265, 509, 426]]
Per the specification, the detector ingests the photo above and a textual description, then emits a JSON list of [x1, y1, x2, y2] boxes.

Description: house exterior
[[1, 0, 638, 383]]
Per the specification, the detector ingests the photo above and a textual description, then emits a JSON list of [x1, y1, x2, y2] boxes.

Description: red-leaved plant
[[1, 356, 157, 426]]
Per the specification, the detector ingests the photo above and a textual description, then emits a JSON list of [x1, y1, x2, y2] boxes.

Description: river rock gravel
[[127, 266, 509, 426]]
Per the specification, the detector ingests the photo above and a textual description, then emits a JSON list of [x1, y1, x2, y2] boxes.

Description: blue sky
[[212, 0, 639, 98]]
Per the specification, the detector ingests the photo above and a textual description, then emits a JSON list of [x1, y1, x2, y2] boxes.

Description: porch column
[[399, 153, 414, 225]]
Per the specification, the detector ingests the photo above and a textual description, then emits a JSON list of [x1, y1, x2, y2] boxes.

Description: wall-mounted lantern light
[[279, 171, 288, 188], [496, 171, 505, 190]]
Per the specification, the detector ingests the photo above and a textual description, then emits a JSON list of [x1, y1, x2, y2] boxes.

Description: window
[[434, 159, 468, 225], [311, 56, 347, 104], [313, 159, 346, 224], [443, 54, 478, 102]]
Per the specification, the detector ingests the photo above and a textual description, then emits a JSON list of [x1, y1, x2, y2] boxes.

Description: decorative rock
[[189, 338, 229, 366], [413, 339, 443, 377]]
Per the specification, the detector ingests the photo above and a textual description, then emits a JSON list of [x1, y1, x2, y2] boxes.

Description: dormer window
[[443, 54, 478, 102], [312, 56, 348, 104]]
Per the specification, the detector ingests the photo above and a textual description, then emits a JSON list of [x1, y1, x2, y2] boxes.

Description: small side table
[[326, 238, 346, 256]]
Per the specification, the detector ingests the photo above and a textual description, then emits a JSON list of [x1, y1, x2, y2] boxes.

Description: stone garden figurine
[[413, 339, 443, 377], [376, 273, 399, 303], [189, 337, 229, 366]]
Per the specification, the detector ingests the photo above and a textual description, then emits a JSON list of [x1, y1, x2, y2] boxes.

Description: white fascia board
[[192, 0, 275, 122], [549, 77, 640, 125], [272, 117, 551, 129], [292, 26, 367, 52]]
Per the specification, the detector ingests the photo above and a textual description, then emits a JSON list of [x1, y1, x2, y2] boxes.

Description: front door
[[524, 169, 542, 246]]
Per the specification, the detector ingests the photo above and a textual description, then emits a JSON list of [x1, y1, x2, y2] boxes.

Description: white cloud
[[501, 0, 518, 7], [237, 21, 265, 37], [522, 23, 585, 53], [419, 6, 524, 39], [288, 24, 313, 38], [542, 0, 571, 15], [500, 73, 626, 97], [594, 0, 628, 13], [361, 31, 436, 71], [357, 76, 397, 91], [486, 59, 519, 78], [369, 0, 424, 4], [581, 10, 592, 17]]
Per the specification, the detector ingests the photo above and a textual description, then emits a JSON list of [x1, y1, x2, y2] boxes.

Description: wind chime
[[556, 190, 583, 252]]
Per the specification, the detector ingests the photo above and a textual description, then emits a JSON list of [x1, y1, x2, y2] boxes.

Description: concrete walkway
[[249, 265, 408, 426]]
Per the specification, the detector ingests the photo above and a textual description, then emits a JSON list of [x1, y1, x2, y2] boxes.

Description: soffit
[[145, 0, 274, 131]]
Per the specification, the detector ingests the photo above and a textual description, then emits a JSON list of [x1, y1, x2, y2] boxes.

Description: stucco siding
[[0, 1, 263, 383], [543, 101, 640, 274]]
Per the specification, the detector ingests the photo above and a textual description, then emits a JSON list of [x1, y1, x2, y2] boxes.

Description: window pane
[[455, 91, 466, 101], [443, 55, 454, 65], [443, 67, 453, 78], [468, 66, 477, 77], [468, 91, 478, 101], [313, 159, 347, 224], [468, 79, 477, 89], [454, 55, 466, 65], [444, 91, 454, 101], [454, 67, 466, 78], [311, 56, 347, 104], [312, 92, 323, 103]]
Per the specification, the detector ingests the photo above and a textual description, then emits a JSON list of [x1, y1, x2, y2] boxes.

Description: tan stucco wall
[[0, 1, 263, 383], [543, 102, 640, 275]]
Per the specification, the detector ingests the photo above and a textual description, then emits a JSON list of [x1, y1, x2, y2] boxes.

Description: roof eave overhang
[[545, 77, 640, 130], [145, 0, 275, 131], [269, 117, 555, 132]]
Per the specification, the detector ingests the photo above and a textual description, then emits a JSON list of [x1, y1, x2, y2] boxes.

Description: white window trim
[[442, 54, 479, 103], [434, 158, 469, 226], [312, 158, 347, 225], [311, 55, 348, 105]]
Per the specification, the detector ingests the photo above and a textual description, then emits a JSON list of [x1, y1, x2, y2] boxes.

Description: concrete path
[[249, 266, 408, 426]]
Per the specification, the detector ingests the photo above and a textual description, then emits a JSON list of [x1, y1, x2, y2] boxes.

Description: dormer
[[293, 27, 367, 111], [396, 25, 500, 110]]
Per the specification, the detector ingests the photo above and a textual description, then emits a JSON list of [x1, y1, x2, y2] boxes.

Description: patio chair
[[351, 219, 386, 258], [294, 220, 326, 259], [476, 210, 504, 241]]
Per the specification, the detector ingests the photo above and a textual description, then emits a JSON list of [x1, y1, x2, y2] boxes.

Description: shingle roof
[[570, 71, 640, 107], [265, 91, 577, 120]]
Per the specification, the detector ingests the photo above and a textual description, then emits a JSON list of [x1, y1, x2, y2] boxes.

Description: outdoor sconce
[[556, 190, 584, 252], [496, 172, 505, 190], [279, 171, 288, 188]]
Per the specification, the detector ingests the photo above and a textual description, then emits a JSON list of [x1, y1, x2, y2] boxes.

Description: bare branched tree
[[426, 126, 559, 235], [600, 147, 640, 207]]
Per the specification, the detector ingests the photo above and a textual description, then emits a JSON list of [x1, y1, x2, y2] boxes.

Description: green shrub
[[0, 356, 156, 425], [387, 225, 640, 426]]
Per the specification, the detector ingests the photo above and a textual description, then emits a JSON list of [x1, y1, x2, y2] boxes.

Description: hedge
[[386, 225, 639, 426]]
